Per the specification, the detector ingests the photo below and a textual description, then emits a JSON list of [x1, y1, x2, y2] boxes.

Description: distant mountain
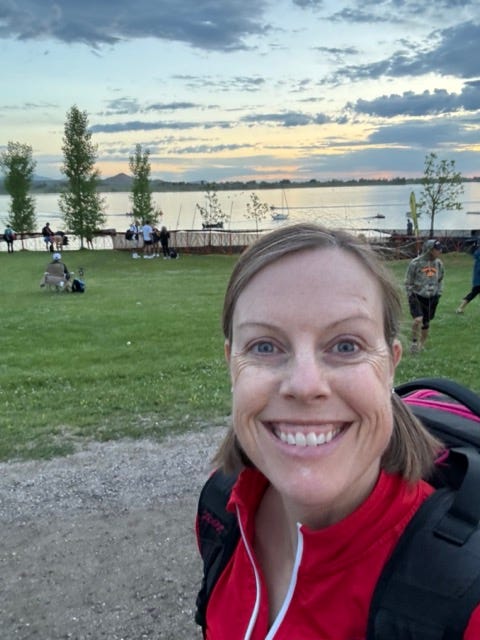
[[101, 173, 133, 190]]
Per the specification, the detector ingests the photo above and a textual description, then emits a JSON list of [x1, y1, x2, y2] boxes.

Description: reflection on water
[[1, 184, 480, 234]]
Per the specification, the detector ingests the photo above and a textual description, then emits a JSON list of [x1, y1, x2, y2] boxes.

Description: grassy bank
[[0, 248, 478, 462]]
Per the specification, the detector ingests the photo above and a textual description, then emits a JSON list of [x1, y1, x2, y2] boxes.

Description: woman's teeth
[[275, 427, 341, 447]]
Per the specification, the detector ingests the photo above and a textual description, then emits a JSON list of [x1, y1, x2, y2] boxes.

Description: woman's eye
[[333, 340, 359, 354], [251, 340, 276, 354]]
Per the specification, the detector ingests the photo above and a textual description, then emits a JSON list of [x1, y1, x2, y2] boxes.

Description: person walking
[[456, 242, 480, 314], [4, 225, 16, 253], [405, 238, 445, 354]]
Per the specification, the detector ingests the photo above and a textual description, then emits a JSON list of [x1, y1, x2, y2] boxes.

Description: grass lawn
[[0, 247, 478, 462]]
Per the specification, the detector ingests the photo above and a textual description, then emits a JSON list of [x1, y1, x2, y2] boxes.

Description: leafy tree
[[245, 192, 269, 234], [418, 152, 464, 237], [128, 144, 157, 224], [0, 141, 37, 248], [196, 188, 228, 228], [59, 105, 105, 248]]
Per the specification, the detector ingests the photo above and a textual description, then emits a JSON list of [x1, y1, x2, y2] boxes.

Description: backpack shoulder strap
[[367, 448, 480, 640], [195, 469, 240, 635]]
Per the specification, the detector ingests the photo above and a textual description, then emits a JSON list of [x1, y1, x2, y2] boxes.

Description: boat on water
[[270, 190, 290, 221], [467, 211, 480, 215], [202, 221, 224, 229], [271, 211, 289, 221]]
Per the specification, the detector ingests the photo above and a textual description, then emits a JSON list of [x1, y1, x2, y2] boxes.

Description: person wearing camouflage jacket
[[405, 239, 445, 354]]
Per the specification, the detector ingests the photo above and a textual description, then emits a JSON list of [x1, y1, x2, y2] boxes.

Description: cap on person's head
[[424, 239, 442, 253], [53, 252, 61, 261]]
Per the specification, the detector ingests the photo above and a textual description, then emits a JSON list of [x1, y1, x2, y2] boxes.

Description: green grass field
[[0, 247, 477, 462]]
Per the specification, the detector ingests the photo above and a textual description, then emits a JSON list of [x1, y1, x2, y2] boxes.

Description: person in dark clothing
[[42, 223, 54, 251], [4, 226, 16, 253], [456, 244, 480, 314], [159, 226, 171, 258]]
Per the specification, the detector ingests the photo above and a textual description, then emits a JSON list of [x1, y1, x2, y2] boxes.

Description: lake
[[1, 183, 480, 235]]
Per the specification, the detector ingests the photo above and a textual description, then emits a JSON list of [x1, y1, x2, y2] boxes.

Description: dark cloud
[[145, 102, 198, 112], [171, 143, 254, 154], [350, 83, 480, 117], [240, 111, 331, 127], [89, 119, 233, 133], [331, 20, 480, 82], [329, 8, 389, 24], [172, 75, 266, 92], [89, 109, 333, 134], [101, 98, 141, 116], [0, 0, 270, 51], [292, 0, 324, 7], [367, 118, 479, 147]]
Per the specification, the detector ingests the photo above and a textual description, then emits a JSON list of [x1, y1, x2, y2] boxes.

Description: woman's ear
[[392, 339, 402, 369]]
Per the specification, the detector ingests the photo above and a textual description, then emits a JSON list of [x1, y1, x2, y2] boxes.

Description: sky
[[1, 0, 480, 183]]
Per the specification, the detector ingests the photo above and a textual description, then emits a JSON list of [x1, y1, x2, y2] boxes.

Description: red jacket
[[203, 468, 480, 639]]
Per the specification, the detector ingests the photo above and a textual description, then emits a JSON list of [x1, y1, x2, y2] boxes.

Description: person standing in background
[[456, 242, 480, 314], [159, 226, 171, 259], [42, 222, 54, 251], [141, 220, 153, 258], [405, 239, 445, 354], [4, 225, 16, 253]]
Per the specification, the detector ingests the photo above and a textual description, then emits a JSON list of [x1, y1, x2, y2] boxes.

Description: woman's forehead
[[235, 248, 381, 314]]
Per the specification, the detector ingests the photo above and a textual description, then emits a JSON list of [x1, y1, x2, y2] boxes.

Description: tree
[[196, 188, 228, 228], [245, 192, 269, 234], [59, 105, 105, 248], [0, 141, 36, 249], [418, 152, 464, 237], [128, 144, 157, 224]]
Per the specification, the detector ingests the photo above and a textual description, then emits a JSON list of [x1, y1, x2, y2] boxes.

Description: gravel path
[[0, 426, 227, 639]]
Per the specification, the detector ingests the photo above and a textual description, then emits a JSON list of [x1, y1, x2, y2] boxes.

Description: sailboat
[[270, 190, 290, 221], [271, 210, 289, 221]]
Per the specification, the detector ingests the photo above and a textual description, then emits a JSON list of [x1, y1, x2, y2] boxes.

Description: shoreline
[[1, 227, 478, 257]]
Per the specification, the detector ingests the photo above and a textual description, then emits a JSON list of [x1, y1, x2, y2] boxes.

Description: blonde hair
[[214, 223, 442, 482]]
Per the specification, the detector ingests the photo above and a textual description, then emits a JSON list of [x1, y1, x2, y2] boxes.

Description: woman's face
[[226, 247, 402, 525]]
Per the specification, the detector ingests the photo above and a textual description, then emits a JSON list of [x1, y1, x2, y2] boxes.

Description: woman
[[456, 242, 480, 314], [196, 223, 480, 639]]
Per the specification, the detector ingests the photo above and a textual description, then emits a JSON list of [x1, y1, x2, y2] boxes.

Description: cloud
[[89, 119, 234, 133], [240, 111, 331, 127], [0, 0, 270, 51], [350, 83, 480, 117], [170, 143, 254, 154], [367, 118, 480, 148], [172, 75, 266, 92], [330, 19, 480, 82], [145, 102, 199, 112]]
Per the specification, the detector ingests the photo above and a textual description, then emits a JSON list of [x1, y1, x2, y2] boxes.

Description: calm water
[[2, 183, 480, 234]]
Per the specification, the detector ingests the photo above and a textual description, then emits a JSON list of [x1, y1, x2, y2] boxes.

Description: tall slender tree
[[59, 105, 105, 248], [418, 152, 464, 237], [129, 144, 157, 224], [0, 141, 36, 249]]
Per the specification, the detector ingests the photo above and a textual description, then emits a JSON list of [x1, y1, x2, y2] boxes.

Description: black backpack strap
[[367, 448, 480, 640], [195, 469, 240, 636]]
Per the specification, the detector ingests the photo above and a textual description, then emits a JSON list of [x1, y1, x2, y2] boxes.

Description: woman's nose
[[280, 352, 331, 400]]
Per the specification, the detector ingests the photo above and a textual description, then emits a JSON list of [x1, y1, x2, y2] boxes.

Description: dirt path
[[0, 427, 226, 639]]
